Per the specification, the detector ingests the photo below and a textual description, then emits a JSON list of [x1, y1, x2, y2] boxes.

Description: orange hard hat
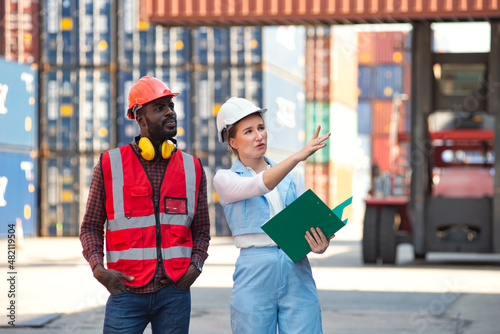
[[127, 76, 179, 119]]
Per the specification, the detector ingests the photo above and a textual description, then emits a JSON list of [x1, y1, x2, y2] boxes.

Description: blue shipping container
[[41, 154, 81, 236], [117, 68, 192, 152], [43, 69, 111, 153], [43, 0, 79, 65], [79, 0, 112, 66], [118, 0, 191, 68], [79, 69, 112, 152], [193, 66, 232, 159], [229, 27, 263, 65], [43, 70, 79, 152], [193, 27, 231, 65], [263, 26, 306, 80], [374, 65, 403, 99], [357, 100, 372, 134], [358, 66, 373, 99], [0, 57, 38, 150], [0, 150, 37, 237], [263, 69, 305, 153]]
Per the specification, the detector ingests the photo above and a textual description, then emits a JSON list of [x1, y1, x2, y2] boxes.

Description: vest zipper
[[154, 198, 162, 267]]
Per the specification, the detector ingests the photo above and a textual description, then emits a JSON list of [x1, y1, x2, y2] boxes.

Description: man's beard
[[146, 116, 177, 143]]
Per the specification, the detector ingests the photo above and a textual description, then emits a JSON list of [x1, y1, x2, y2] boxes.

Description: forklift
[[362, 21, 500, 264]]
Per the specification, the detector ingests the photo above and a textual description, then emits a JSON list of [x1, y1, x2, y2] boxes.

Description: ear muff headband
[[138, 137, 175, 161]]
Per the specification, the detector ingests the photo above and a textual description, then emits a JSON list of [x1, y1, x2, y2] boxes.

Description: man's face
[[139, 96, 177, 142]]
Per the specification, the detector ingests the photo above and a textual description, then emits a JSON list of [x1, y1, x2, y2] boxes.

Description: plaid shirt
[[80, 141, 210, 293]]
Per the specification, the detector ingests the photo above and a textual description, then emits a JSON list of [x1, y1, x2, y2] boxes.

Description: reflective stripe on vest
[[102, 146, 199, 285], [107, 246, 192, 263]]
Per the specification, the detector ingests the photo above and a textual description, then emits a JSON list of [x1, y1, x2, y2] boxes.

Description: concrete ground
[[1, 220, 500, 333]]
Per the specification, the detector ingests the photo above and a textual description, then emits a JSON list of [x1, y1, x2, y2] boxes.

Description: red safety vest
[[101, 145, 201, 286]]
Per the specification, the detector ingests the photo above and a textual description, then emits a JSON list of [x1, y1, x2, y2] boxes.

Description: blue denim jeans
[[103, 285, 191, 334]]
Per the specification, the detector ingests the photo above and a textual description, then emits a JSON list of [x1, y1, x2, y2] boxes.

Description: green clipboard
[[261, 189, 352, 263]]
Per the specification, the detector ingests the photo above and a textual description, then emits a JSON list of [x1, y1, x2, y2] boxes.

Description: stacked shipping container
[[304, 26, 357, 218], [0, 57, 38, 237], [38, 0, 114, 236], [0, 0, 40, 64], [357, 29, 412, 199], [34, 0, 269, 236]]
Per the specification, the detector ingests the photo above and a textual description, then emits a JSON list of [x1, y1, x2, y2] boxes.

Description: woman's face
[[229, 113, 267, 159]]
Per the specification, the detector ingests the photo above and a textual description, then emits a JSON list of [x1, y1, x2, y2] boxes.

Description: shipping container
[[263, 68, 305, 154], [118, 0, 191, 68], [306, 26, 357, 108], [40, 153, 99, 236], [357, 31, 375, 65], [41, 68, 111, 153], [193, 66, 232, 161], [1, 0, 40, 63], [329, 102, 357, 166], [305, 34, 330, 101], [372, 100, 407, 136], [372, 135, 390, 172], [357, 100, 372, 134], [79, 0, 113, 66], [78, 69, 112, 152], [0, 150, 38, 237], [0, 57, 38, 150], [230, 26, 262, 65], [263, 26, 305, 80], [374, 64, 404, 99], [358, 66, 373, 99], [42, 0, 79, 65], [305, 101, 330, 163], [305, 162, 330, 206], [117, 67, 192, 151], [141, 0, 500, 26], [193, 27, 231, 65], [374, 31, 405, 64]]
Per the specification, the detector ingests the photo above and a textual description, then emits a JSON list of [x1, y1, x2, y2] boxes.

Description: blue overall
[[223, 158, 323, 334]]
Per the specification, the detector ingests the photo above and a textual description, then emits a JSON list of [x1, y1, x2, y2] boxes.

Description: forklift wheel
[[362, 206, 379, 264], [379, 206, 397, 264]]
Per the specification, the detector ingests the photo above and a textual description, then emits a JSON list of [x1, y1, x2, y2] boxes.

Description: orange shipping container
[[358, 32, 375, 65], [372, 135, 391, 172], [374, 31, 406, 64], [305, 163, 330, 205], [1, 0, 39, 63], [305, 36, 330, 101], [372, 100, 406, 136]]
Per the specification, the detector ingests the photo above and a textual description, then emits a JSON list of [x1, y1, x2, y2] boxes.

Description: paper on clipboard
[[261, 189, 352, 263]]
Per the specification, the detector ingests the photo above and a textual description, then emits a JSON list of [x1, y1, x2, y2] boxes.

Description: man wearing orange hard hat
[[80, 76, 210, 333]]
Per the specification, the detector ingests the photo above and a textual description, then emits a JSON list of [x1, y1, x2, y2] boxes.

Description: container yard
[[0, 58, 38, 237], [0, 0, 415, 237]]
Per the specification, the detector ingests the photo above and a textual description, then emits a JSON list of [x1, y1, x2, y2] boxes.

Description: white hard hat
[[216, 97, 267, 143]]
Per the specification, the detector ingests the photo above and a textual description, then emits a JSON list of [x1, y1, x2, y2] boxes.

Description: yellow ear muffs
[[138, 137, 156, 161], [138, 137, 176, 160], [161, 140, 176, 159]]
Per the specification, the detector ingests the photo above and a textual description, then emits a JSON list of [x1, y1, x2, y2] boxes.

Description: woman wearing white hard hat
[[213, 97, 333, 334]]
